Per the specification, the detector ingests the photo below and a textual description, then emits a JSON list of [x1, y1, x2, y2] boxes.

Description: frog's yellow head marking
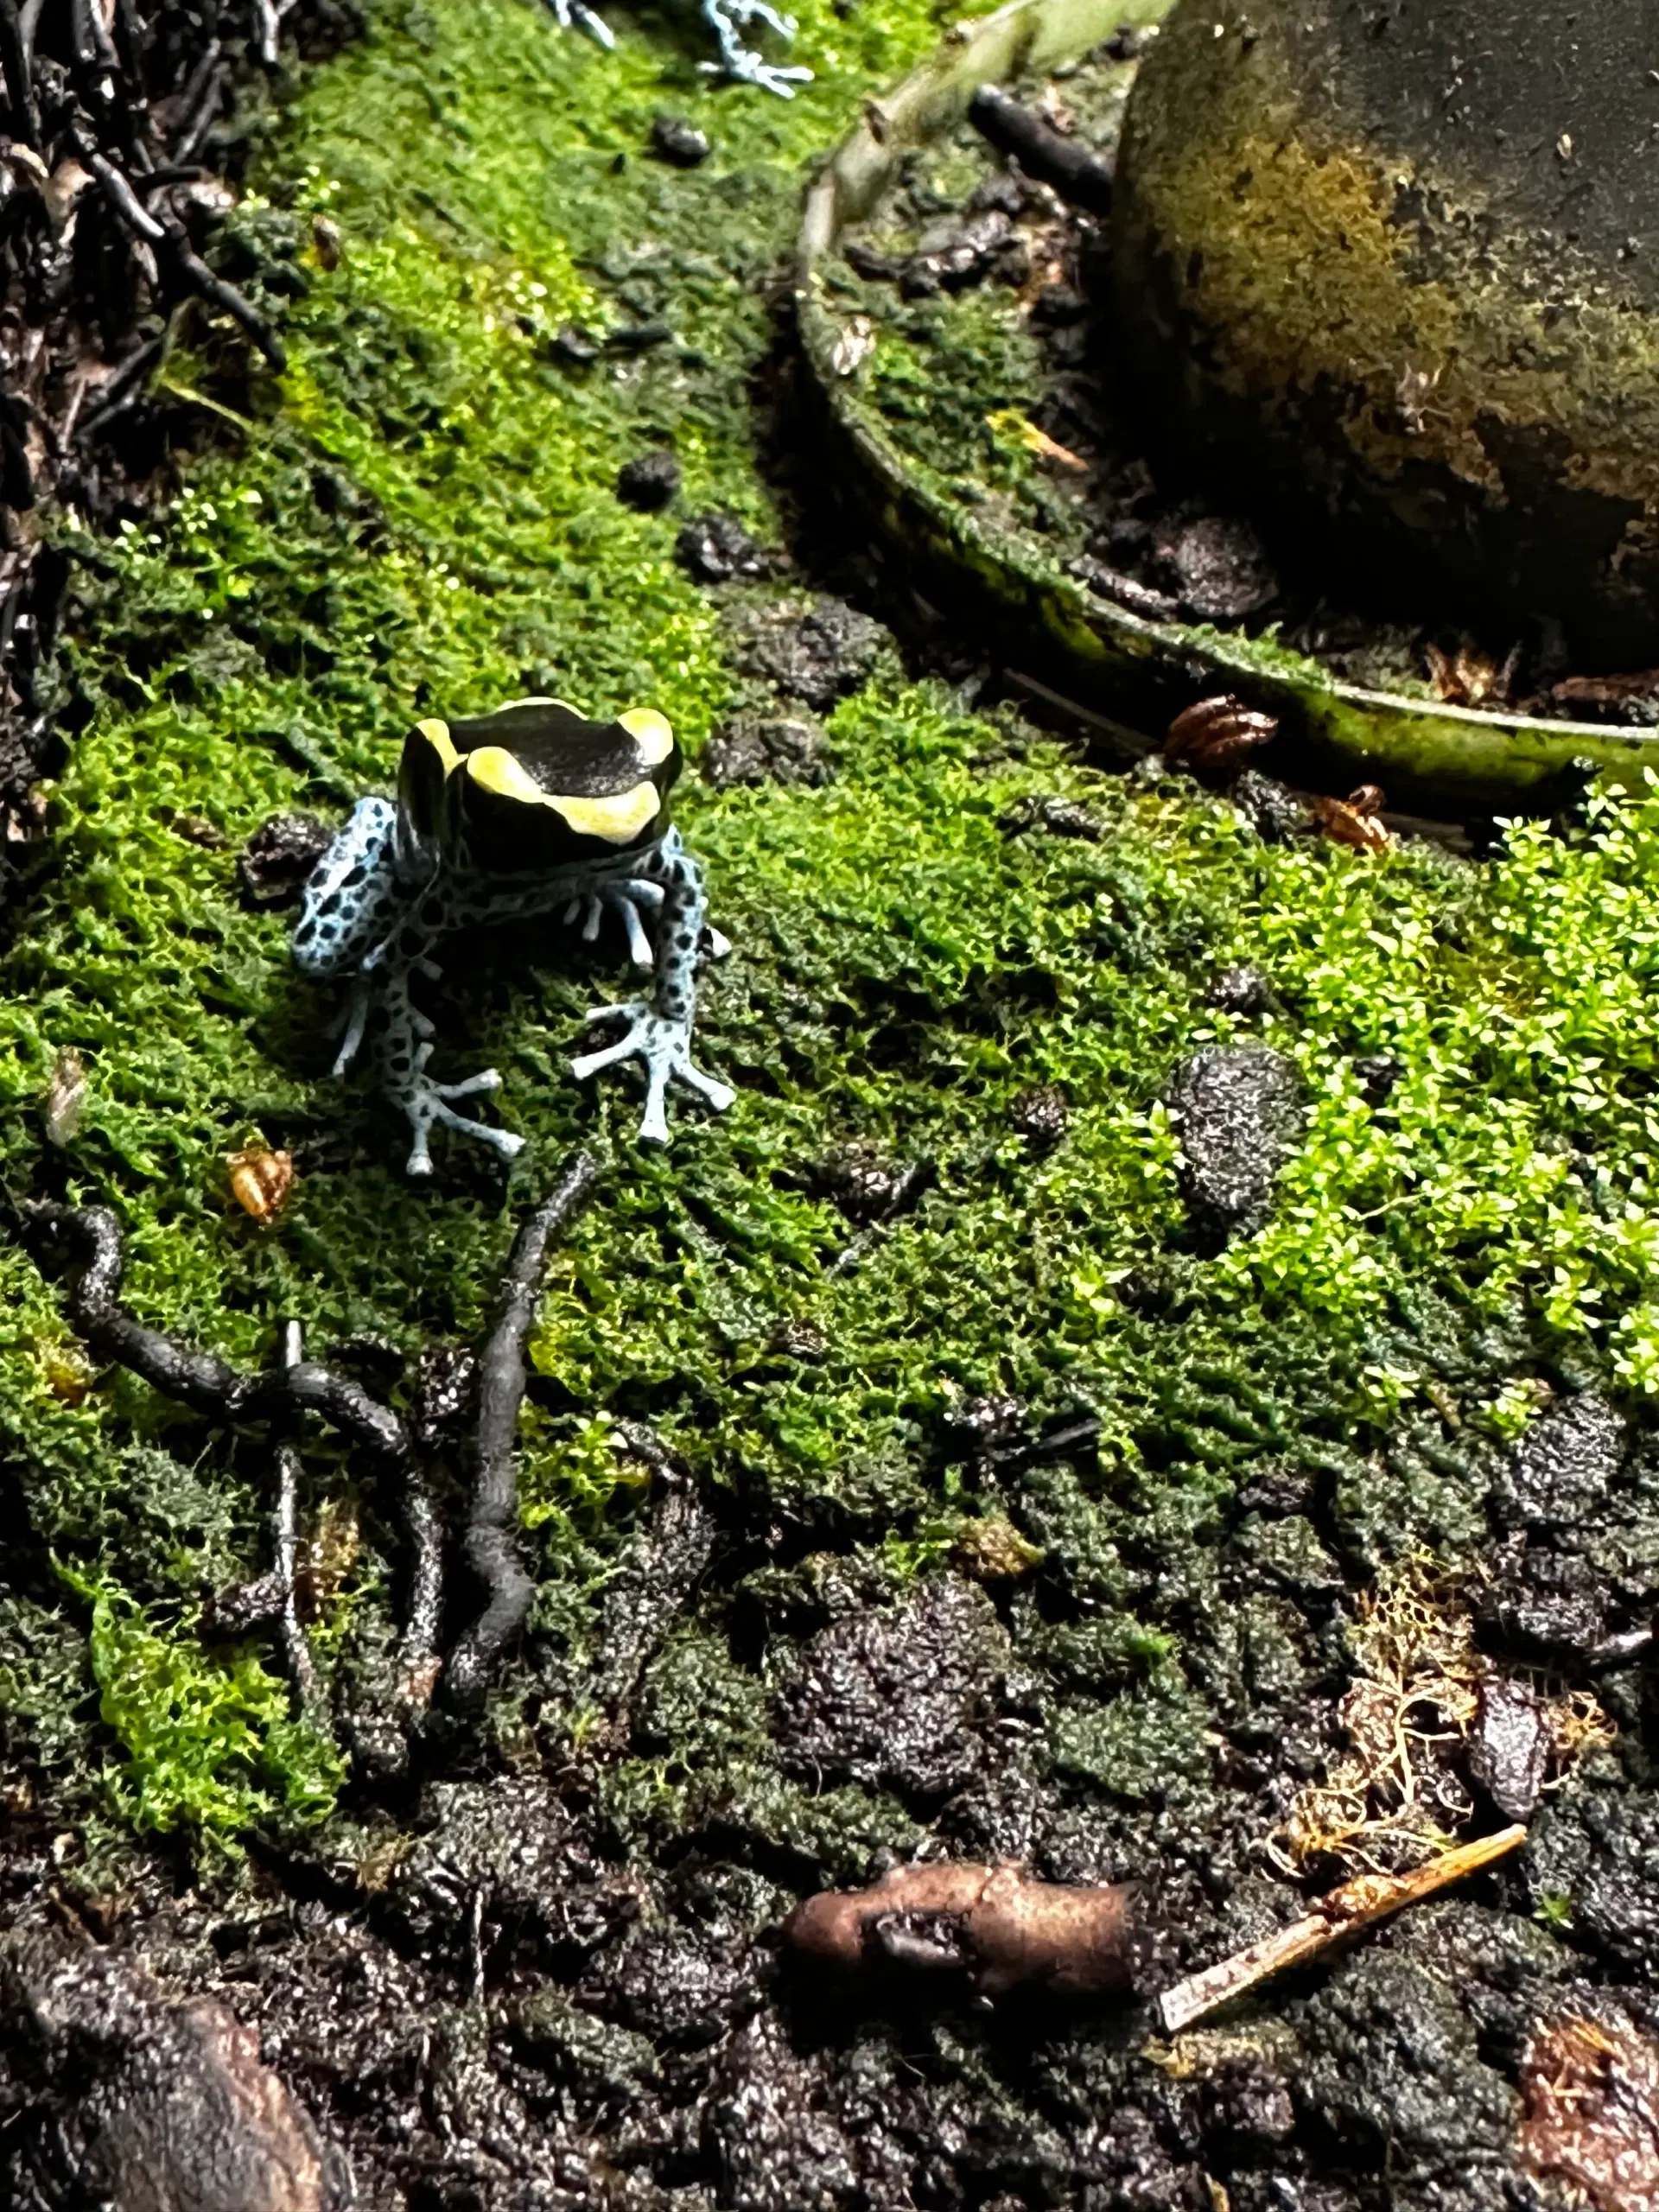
[[397, 697, 682, 874]]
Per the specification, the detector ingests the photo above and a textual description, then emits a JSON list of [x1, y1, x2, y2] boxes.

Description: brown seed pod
[[1165, 695, 1279, 772], [1313, 786, 1392, 853], [226, 1147, 295, 1224], [785, 1860, 1139, 1998]]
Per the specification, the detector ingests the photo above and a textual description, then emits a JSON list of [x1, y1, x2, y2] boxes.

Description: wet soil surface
[[830, 35, 1659, 728], [2, 1355, 1656, 2206]]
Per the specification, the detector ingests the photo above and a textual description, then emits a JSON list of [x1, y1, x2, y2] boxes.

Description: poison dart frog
[[293, 698, 734, 1175]]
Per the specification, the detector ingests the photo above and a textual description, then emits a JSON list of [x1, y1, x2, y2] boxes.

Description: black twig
[[153, 200, 288, 371], [444, 1154, 601, 1708], [75, 335, 165, 443], [168, 43, 226, 163], [23, 1201, 413, 1464], [0, 0, 36, 147], [84, 149, 168, 244], [967, 85, 1116, 218]]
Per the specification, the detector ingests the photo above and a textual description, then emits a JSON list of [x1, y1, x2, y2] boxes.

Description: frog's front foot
[[699, 0, 812, 92], [545, 0, 616, 46], [394, 1047, 526, 1177], [564, 882, 733, 970], [569, 1003, 734, 1144]]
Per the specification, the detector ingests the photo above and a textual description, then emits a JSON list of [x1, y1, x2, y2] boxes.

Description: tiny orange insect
[[226, 1146, 296, 1224]]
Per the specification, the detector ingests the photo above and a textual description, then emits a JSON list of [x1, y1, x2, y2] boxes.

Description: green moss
[[65, 1568, 343, 1842], [9, 0, 1659, 1847]]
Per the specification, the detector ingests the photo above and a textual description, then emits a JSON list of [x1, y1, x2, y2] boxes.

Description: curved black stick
[[0, 0, 36, 147], [967, 85, 1116, 219], [28, 1201, 416, 1467], [443, 1154, 601, 1709]]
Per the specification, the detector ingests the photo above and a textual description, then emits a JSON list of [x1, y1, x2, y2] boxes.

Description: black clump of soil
[[238, 811, 334, 908], [702, 713, 831, 789], [615, 448, 683, 511], [1167, 1042, 1305, 1247], [677, 511, 773, 583]]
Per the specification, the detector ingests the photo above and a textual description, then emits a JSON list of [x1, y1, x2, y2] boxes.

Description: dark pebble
[[1166, 1043, 1305, 1247], [772, 1575, 1014, 1796], [702, 714, 830, 789], [1230, 768, 1314, 843], [1477, 1542, 1606, 1662], [1467, 1675, 1551, 1821], [1155, 513, 1281, 623], [616, 448, 681, 512], [1206, 963, 1275, 1015], [550, 323, 601, 365], [1000, 794, 1104, 840], [750, 597, 886, 712], [238, 812, 334, 908], [1355, 1053, 1401, 1103], [1503, 1393, 1626, 1531], [811, 1147, 935, 1226], [676, 511, 771, 584], [651, 113, 711, 166], [1010, 1083, 1069, 1146]]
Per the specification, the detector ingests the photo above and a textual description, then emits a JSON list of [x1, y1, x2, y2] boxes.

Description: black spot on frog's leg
[[641, 846, 706, 1027]]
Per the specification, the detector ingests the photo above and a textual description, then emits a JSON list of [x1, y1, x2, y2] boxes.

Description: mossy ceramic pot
[[793, 0, 1659, 810]]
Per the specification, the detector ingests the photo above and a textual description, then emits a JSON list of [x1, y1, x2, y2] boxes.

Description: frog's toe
[[433, 1068, 504, 1100], [434, 1103, 525, 1160], [678, 1062, 737, 1113]]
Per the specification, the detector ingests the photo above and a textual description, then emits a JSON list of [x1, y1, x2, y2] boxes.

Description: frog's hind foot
[[395, 1053, 526, 1177], [570, 1002, 735, 1145], [698, 0, 812, 92]]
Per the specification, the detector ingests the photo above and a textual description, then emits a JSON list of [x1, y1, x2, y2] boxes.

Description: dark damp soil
[[830, 33, 1659, 728]]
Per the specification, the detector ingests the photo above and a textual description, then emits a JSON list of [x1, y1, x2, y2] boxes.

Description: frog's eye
[[617, 708, 674, 765], [399, 718, 461, 844]]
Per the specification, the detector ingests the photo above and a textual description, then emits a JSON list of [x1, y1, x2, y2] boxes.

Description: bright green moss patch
[[67, 1570, 344, 1841], [5, 0, 1659, 1844]]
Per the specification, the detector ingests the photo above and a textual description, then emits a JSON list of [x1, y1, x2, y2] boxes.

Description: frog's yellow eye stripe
[[464, 746, 663, 842], [618, 707, 675, 766]]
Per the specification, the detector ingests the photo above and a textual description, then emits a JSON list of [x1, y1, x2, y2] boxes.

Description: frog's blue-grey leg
[[697, 0, 812, 94], [569, 837, 734, 1143], [378, 960, 526, 1177], [543, 0, 615, 46], [293, 798, 406, 981]]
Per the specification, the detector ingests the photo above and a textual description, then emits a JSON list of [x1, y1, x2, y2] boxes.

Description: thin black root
[[24, 1162, 602, 1739], [443, 1150, 601, 1710], [23, 1200, 411, 1733]]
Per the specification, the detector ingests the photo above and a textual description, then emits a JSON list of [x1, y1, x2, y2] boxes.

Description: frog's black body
[[294, 699, 732, 1174]]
